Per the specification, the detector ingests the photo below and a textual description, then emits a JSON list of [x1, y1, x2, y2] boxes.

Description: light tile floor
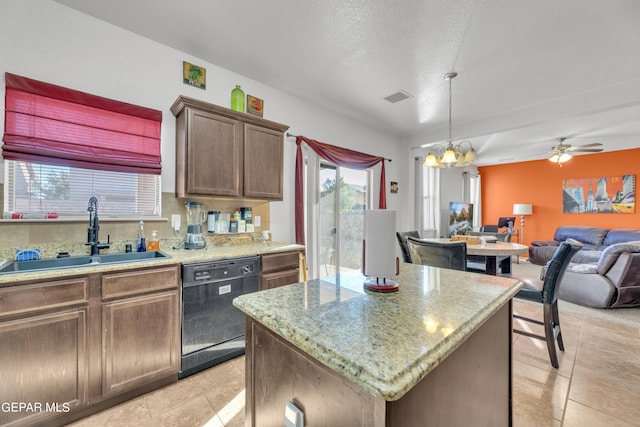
[[512, 299, 640, 426], [68, 355, 246, 427], [70, 289, 640, 426]]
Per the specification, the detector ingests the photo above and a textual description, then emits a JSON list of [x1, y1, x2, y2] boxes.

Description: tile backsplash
[[0, 185, 271, 261]]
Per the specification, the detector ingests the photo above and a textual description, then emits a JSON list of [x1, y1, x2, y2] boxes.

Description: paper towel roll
[[363, 210, 397, 279]]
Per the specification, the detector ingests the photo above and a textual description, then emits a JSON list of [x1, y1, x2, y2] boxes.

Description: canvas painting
[[562, 175, 635, 213], [449, 202, 473, 236]]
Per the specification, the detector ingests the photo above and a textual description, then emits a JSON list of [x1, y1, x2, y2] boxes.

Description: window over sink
[[4, 160, 161, 218], [2, 72, 163, 219]]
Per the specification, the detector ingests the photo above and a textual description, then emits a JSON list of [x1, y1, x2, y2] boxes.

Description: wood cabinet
[[0, 277, 90, 427], [260, 251, 300, 290], [101, 266, 180, 397], [178, 107, 243, 197], [171, 95, 289, 200], [0, 264, 180, 427]]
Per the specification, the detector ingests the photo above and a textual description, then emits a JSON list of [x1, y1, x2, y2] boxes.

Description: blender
[[184, 201, 206, 249]]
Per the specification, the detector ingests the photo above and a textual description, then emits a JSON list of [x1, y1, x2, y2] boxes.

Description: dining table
[[425, 238, 529, 275]]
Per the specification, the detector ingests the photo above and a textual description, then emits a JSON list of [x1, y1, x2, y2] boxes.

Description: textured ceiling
[[54, 0, 640, 165]]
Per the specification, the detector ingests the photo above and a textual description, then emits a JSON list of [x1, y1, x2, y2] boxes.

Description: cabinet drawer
[[0, 277, 89, 318], [102, 265, 179, 300], [261, 251, 300, 273]]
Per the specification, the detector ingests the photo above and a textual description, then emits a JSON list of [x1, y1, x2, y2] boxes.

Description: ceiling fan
[[548, 137, 603, 164]]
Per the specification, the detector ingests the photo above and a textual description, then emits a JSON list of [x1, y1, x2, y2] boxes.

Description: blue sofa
[[528, 226, 640, 265]]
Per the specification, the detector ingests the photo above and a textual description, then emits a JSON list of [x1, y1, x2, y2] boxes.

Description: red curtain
[[295, 135, 387, 246], [3, 73, 162, 174]]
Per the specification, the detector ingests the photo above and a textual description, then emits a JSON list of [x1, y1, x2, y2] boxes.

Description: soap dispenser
[[137, 220, 147, 252], [147, 230, 160, 252]]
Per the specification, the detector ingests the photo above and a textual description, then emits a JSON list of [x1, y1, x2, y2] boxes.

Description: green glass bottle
[[231, 85, 245, 112]]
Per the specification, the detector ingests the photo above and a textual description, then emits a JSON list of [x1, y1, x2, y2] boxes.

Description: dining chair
[[396, 231, 421, 263], [512, 240, 582, 368], [406, 237, 467, 271]]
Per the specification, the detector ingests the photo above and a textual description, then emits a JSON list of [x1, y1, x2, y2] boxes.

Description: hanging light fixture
[[441, 72, 459, 168], [423, 72, 478, 168], [549, 152, 572, 164]]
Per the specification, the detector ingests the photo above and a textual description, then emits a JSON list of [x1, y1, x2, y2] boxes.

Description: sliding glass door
[[317, 162, 370, 277]]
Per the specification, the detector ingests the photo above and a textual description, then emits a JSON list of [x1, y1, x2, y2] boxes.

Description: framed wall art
[[562, 174, 635, 213], [247, 95, 264, 117], [183, 61, 206, 90]]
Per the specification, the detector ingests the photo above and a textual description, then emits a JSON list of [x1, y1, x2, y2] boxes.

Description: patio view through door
[[318, 162, 370, 276]]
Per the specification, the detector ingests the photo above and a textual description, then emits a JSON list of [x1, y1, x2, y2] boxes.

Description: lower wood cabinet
[[0, 264, 180, 427], [102, 291, 179, 397], [101, 265, 180, 396], [0, 307, 89, 427], [260, 251, 300, 290], [0, 277, 90, 427]]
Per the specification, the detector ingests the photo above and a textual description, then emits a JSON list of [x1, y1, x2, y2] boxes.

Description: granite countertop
[[233, 263, 523, 402], [0, 242, 304, 285]]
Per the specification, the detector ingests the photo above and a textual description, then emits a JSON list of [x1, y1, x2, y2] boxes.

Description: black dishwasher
[[180, 255, 260, 378]]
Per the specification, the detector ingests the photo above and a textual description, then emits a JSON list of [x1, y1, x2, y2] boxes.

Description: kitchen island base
[[244, 303, 512, 426]]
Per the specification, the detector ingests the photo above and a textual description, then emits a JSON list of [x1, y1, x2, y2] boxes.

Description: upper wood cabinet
[[171, 96, 289, 200]]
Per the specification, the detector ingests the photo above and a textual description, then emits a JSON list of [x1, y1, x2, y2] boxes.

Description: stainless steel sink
[[0, 251, 170, 274]]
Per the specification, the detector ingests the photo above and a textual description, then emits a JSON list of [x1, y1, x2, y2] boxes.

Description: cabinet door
[[244, 124, 283, 200], [187, 108, 243, 196], [102, 291, 179, 397], [260, 269, 300, 291], [0, 309, 88, 427]]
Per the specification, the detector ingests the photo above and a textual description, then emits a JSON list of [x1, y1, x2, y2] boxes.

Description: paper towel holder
[[362, 241, 400, 293]]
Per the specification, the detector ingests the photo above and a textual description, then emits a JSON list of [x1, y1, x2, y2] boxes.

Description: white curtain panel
[[416, 158, 440, 238], [470, 174, 482, 230], [414, 157, 424, 235]]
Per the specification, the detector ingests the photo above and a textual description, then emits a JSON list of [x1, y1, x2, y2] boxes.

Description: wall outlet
[[284, 401, 304, 427], [253, 215, 261, 227], [171, 214, 181, 231]]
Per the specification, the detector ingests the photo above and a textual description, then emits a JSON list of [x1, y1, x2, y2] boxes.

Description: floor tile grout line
[[558, 310, 584, 426]]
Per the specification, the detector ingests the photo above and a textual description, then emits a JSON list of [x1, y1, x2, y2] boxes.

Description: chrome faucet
[[86, 197, 110, 255]]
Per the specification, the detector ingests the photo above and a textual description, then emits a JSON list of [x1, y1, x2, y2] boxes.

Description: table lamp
[[513, 203, 533, 245]]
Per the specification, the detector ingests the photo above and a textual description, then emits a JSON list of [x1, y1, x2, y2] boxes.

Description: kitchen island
[[233, 263, 523, 426]]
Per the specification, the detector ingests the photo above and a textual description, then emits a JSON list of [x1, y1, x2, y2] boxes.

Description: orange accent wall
[[478, 148, 640, 246]]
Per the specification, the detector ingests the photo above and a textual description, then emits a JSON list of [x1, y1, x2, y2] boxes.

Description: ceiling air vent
[[384, 90, 413, 104]]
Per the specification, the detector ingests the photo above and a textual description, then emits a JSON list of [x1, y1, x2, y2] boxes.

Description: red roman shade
[[3, 73, 162, 174]]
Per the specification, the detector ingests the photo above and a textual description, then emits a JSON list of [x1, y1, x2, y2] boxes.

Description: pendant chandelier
[[424, 72, 477, 168]]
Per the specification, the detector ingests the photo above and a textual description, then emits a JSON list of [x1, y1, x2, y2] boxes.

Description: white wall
[[0, 1, 410, 243]]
